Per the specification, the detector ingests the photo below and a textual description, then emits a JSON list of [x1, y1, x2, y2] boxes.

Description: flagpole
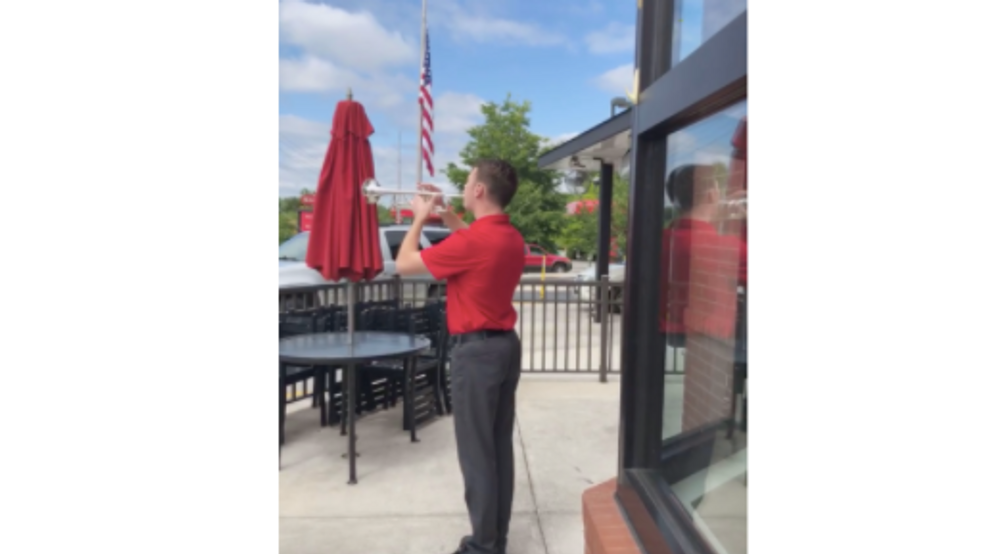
[[396, 131, 403, 224], [416, 0, 427, 192]]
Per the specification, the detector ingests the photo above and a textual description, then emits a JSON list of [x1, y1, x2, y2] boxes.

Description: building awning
[[538, 109, 632, 172]]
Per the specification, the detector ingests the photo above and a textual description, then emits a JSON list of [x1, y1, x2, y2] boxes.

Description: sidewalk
[[279, 375, 621, 554]]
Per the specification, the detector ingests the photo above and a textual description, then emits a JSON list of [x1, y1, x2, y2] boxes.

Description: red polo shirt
[[420, 214, 525, 335], [659, 218, 747, 339]]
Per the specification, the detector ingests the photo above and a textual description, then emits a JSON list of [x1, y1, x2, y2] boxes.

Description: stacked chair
[[280, 298, 450, 447], [354, 302, 449, 442]]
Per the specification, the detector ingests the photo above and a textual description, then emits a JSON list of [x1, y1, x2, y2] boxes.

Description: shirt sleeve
[[420, 230, 475, 280]]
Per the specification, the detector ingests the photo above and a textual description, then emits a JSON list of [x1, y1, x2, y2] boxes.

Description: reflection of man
[[660, 164, 747, 340], [395, 160, 526, 554]]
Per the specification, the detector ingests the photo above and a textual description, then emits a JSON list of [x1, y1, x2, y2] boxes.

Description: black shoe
[[450, 536, 505, 554], [449, 537, 468, 554]]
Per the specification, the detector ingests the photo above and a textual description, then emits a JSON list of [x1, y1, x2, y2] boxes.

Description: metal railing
[[514, 276, 623, 381], [278, 278, 442, 313], [278, 275, 632, 381]]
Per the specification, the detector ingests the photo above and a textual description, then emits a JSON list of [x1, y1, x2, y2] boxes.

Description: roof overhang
[[538, 109, 632, 172]]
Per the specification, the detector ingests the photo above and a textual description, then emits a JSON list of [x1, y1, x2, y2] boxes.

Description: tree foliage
[[557, 172, 632, 260], [278, 189, 310, 244], [444, 95, 567, 251]]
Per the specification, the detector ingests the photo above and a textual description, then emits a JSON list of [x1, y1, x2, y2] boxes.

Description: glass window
[[423, 229, 450, 247], [672, 0, 746, 66], [278, 232, 309, 262], [658, 99, 747, 553], [529, 245, 546, 256], [384, 230, 424, 260]]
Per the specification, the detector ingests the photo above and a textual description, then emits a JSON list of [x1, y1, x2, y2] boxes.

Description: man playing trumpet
[[395, 159, 526, 554]]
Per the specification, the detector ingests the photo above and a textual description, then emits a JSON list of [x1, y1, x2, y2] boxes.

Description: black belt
[[450, 329, 511, 347]]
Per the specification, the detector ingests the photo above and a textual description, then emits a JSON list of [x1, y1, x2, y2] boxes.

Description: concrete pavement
[[279, 375, 623, 554]]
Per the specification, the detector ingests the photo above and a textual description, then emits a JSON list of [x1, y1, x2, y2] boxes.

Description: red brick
[[582, 478, 642, 554]]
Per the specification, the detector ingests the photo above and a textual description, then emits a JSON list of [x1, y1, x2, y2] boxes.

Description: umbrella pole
[[347, 281, 356, 344]]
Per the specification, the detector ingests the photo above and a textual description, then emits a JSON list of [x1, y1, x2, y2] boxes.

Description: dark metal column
[[616, 0, 676, 481], [595, 161, 614, 322]]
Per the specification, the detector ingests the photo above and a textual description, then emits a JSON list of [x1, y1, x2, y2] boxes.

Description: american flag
[[419, 29, 434, 177]]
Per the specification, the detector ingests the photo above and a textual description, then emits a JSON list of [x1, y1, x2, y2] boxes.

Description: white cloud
[[279, 0, 415, 69], [279, 103, 480, 198], [279, 56, 360, 93], [433, 0, 567, 46], [279, 55, 415, 114], [585, 22, 635, 54], [434, 92, 484, 135], [592, 63, 634, 95], [546, 132, 579, 148], [447, 16, 566, 46], [279, 2, 489, 197]]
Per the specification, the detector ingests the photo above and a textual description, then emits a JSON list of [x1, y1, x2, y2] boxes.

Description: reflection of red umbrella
[[305, 98, 383, 283]]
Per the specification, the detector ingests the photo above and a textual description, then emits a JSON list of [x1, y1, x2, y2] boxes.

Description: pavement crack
[[515, 415, 549, 554]]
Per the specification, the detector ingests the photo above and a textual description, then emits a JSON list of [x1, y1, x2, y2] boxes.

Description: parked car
[[279, 225, 452, 297], [573, 263, 626, 317], [524, 244, 572, 273]]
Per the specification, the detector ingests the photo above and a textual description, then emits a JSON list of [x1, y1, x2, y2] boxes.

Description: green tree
[[557, 171, 599, 257], [445, 95, 567, 251], [278, 188, 312, 244], [279, 210, 298, 244], [377, 204, 395, 225], [556, 173, 637, 261]]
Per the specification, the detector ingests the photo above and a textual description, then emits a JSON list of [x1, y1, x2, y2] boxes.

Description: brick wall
[[583, 478, 641, 554], [679, 225, 742, 432], [682, 333, 736, 432]]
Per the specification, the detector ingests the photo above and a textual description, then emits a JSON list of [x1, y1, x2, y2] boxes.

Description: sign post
[[298, 194, 315, 233]]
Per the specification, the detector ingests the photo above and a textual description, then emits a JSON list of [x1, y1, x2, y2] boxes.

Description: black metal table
[[279, 331, 430, 484]]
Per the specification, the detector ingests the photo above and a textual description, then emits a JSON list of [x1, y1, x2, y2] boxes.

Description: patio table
[[279, 331, 430, 484]]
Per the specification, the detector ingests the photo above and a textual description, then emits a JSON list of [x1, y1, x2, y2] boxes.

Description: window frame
[[383, 229, 425, 260], [615, 4, 747, 554], [423, 229, 451, 247]]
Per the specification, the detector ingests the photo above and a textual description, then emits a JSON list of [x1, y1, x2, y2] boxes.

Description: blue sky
[[279, 0, 638, 197]]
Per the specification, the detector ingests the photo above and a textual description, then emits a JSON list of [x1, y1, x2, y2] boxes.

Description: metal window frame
[[614, 4, 748, 554]]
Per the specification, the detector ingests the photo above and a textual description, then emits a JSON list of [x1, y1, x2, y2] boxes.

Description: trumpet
[[362, 178, 463, 213]]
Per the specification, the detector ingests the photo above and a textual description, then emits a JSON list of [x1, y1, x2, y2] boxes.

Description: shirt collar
[[470, 214, 510, 228]]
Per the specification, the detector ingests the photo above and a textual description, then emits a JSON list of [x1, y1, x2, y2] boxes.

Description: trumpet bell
[[362, 178, 384, 205]]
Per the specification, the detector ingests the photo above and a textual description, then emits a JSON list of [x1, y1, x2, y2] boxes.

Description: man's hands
[[410, 184, 443, 222], [418, 183, 446, 208]]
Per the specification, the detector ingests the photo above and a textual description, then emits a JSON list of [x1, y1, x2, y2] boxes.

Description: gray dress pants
[[450, 331, 522, 554]]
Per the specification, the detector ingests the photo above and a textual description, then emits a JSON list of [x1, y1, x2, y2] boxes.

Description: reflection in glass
[[659, 99, 747, 554], [672, 0, 746, 66]]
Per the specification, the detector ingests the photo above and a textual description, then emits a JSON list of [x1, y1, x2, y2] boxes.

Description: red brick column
[[583, 478, 641, 554], [681, 333, 735, 431]]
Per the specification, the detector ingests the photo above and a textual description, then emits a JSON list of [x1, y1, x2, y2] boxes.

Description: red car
[[524, 244, 572, 273]]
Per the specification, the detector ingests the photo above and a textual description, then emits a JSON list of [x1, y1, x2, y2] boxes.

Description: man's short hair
[[667, 164, 717, 212], [473, 159, 519, 208]]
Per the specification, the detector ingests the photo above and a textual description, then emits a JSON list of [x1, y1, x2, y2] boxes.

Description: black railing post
[[595, 162, 614, 322], [599, 275, 610, 383]]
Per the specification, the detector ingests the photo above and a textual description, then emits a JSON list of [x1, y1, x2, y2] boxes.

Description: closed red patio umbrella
[[305, 93, 384, 339]]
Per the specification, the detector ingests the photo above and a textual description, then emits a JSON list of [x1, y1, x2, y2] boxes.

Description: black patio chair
[[278, 309, 319, 446], [357, 303, 448, 442], [331, 301, 405, 435]]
